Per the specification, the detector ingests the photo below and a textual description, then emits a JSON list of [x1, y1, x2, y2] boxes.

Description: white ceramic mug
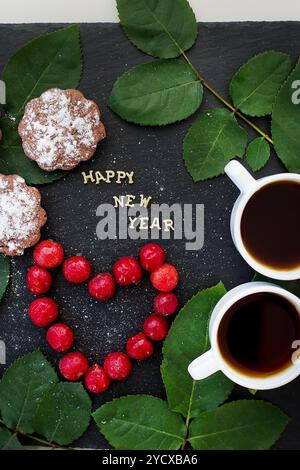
[[188, 282, 300, 390], [224, 160, 300, 281]]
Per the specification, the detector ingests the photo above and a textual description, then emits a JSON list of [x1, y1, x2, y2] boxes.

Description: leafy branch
[[0, 418, 71, 450], [181, 50, 274, 144], [119, 0, 274, 142], [111, 0, 299, 180], [0, 351, 91, 450]]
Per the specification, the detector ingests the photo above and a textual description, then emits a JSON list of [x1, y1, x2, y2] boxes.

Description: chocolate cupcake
[[18, 88, 106, 171], [0, 174, 47, 256]]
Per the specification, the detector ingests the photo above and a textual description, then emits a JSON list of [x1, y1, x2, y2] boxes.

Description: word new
[[113, 194, 174, 232], [82, 169, 134, 185]]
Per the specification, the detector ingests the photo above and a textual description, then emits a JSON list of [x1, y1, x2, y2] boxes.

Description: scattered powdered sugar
[[0, 175, 44, 255], [19, 88, 105, 171]]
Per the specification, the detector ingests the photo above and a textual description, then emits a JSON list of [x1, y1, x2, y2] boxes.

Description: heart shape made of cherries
[[26, 240, 180, 394]]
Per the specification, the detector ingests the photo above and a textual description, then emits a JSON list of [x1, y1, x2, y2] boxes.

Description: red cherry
[[139, 243, 166, 272], [88, 273, 116, 301], [104, 352, 132, 380], [84, 364, 111, 393], [113, 256, 142, 286], [33, 240, 64, 269], [46, 323, 74, 352], [59, 352, 89, 381], [27, 266, 52, 294], [143, 314, 169, 341], [153, 292, 179, 316], [28, 297, 58, 327], [150, 264, 179, 292], [126, 333, 154, 360], [63, 256, 92, 283]]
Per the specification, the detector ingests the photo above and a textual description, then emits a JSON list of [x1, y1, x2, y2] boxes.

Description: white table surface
[[1, 0, 300, 23]]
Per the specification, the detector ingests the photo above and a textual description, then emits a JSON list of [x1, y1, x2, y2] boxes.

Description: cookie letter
[[82, 170, 95, 184], [116, 171, 126, 184], [126, 171, 135, 184], [140, 195, 152, 208]]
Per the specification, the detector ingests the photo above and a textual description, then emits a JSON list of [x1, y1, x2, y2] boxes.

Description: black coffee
[[218, 293, 300, 376], [241, 180, 300, 270]]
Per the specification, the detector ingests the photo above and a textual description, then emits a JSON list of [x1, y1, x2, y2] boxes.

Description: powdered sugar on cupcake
[[0, 174, 47, 256], [18, 89, 106, 171]]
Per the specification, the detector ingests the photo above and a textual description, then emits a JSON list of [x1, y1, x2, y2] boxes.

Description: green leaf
[[272, 58, 300, 172], [253, 272, 300, 297], [246, 137, 270, 171], [0, 351, 58, 433], [161, 283, 234, 419], [3, 25, 82, 119], [0, 118, 65, 184], [34, 383, 91, 445], [0, 255, 10, 302], [109, 60, 202, 126], [0, 25, 81, 184], [93, 395, 187, 450], [188, 400, 289, 450], [230, 51, 291, 116], [117, 0, 198, 59], [183, 108, 247, 181], [0, 428, 23, 450]]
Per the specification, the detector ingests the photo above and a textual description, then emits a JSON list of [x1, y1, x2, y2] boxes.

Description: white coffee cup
[[224, 160, 300, 281], [188, 282, 300, 390]]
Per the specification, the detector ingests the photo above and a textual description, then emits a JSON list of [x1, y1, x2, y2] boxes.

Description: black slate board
[[0, 22, 299, 450]]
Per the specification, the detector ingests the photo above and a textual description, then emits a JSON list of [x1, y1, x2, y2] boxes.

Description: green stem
[[0, 419, 71, 450], [181, 51, 274, 145], [180, 380, 196, 450], [180, 415, 192, 450], [181, 399, 194, 450]]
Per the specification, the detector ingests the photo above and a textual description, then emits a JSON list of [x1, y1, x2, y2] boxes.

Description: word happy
[[96, 197, 204, 251], [82, 169, 134, 185]]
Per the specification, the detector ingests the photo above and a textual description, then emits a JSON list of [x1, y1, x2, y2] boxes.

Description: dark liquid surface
[[241, 181, 300, 270], [218, 293, 300, 376]]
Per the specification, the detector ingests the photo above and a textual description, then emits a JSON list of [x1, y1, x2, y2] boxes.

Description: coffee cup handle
[[225, 160, 256, 193], [188, 349, 220, 380]]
